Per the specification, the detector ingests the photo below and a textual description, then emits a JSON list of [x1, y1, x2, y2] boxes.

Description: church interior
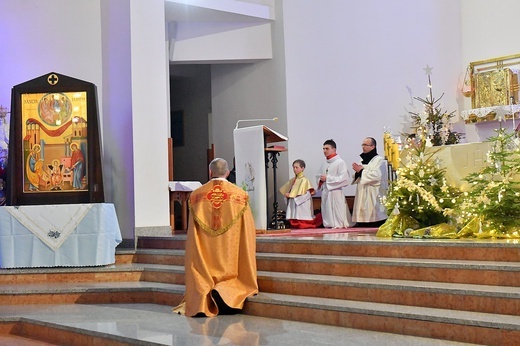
[[0, 0, 519, 344]]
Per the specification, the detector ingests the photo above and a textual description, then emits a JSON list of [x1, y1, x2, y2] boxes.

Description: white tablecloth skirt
[[0, 203, 122, 268]]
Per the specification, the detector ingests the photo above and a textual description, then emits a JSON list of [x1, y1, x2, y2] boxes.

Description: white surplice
[[352, 155, 388, 223], [285, 191, 314, 220], [317, 155, 352, 228]]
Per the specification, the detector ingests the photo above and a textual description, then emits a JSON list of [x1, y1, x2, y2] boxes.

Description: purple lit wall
[[0, 1, 102, 206], [0, 0, 171, 239], [0, 1, 103, 104], [99, 0, 136, 236]]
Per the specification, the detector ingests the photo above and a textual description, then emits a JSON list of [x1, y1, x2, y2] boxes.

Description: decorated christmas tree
[[378, 66, 463, 237], [457, 123, 520, 238], [408, 65, 461, 146], [377, 126, 461, 237]]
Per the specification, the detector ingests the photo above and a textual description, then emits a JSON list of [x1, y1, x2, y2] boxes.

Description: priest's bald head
[[209, 158, 230, 179]]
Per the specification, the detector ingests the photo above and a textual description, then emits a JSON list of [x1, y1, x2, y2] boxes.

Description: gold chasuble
[[173, 178, 258, 317], [279, 172, 314, 198]]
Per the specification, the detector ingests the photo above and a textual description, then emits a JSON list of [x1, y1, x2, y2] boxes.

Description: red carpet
[[256, 227, 379, 237]]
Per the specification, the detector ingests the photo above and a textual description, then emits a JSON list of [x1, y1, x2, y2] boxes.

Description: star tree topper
[[423, 64, 433, 76]]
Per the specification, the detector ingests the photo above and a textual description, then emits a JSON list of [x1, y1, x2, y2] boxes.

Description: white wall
[[209, 0, 520, 201], [130, 0, 170, 228], [281, 0, 463, 195], [460, 0, 520, 142], [210, 0, 464, 201]]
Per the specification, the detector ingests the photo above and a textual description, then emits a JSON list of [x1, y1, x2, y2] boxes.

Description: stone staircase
[[0, 234, 519, 344]]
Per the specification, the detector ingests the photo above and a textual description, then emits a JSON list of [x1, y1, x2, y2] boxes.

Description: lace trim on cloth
[[4, 204, 94, 251], [460, 104, 520, 121]]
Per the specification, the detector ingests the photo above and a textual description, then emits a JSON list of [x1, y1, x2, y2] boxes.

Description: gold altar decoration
[[474, 68, 517, 108], [457, 216, 520, 239], [376, 214, 419, 237], [378, 218, 520, 239], [378, 197, 520, 240], [466, 53, 520, 110], [383, 131, 400, 169], [377, 219, 459, 239]]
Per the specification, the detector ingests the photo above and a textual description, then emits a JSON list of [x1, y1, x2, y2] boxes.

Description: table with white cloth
[[0, 203, 122, 268], [168, 181, 202, 231]]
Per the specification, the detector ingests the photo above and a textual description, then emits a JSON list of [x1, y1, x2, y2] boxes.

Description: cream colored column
[[130, 0, 170, 229]]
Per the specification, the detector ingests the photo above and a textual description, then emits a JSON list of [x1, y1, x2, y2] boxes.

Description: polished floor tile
[[0, 304, 476, 345]]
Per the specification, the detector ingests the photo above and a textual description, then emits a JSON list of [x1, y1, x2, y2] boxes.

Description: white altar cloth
[[4, 204, 94, 251], [168, 181, 202, 192], [460, 104, 520, 123], [0, 203, 122, 268]]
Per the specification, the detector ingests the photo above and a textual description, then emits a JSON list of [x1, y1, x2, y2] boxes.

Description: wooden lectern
[[168, 181, 202, 232], [233, 125, 287, 231]]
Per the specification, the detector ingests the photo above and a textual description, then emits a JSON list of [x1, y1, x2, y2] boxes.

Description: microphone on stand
[[235, 117, 279, 129]]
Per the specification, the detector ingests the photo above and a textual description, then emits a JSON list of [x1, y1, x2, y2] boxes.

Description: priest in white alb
[[352, 137, 388, 227]]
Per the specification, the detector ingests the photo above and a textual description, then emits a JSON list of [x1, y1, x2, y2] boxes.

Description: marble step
[[132, 248, 520, 286], [0, 317, 151, 345], [0, 281, 184, 306], [0, 303, 476, 346], [0, 321, 58, 346], [256, 270, 520, 316], [137, 263, 520, 316], [1, 263, 519, 317], [245, 291, 520, 345], [256, 237, 520, 262], [256, 252, 520, 286], [136, 235, 520, 262], [0, 281, 518, 344], [0, 264, 145, 285]]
